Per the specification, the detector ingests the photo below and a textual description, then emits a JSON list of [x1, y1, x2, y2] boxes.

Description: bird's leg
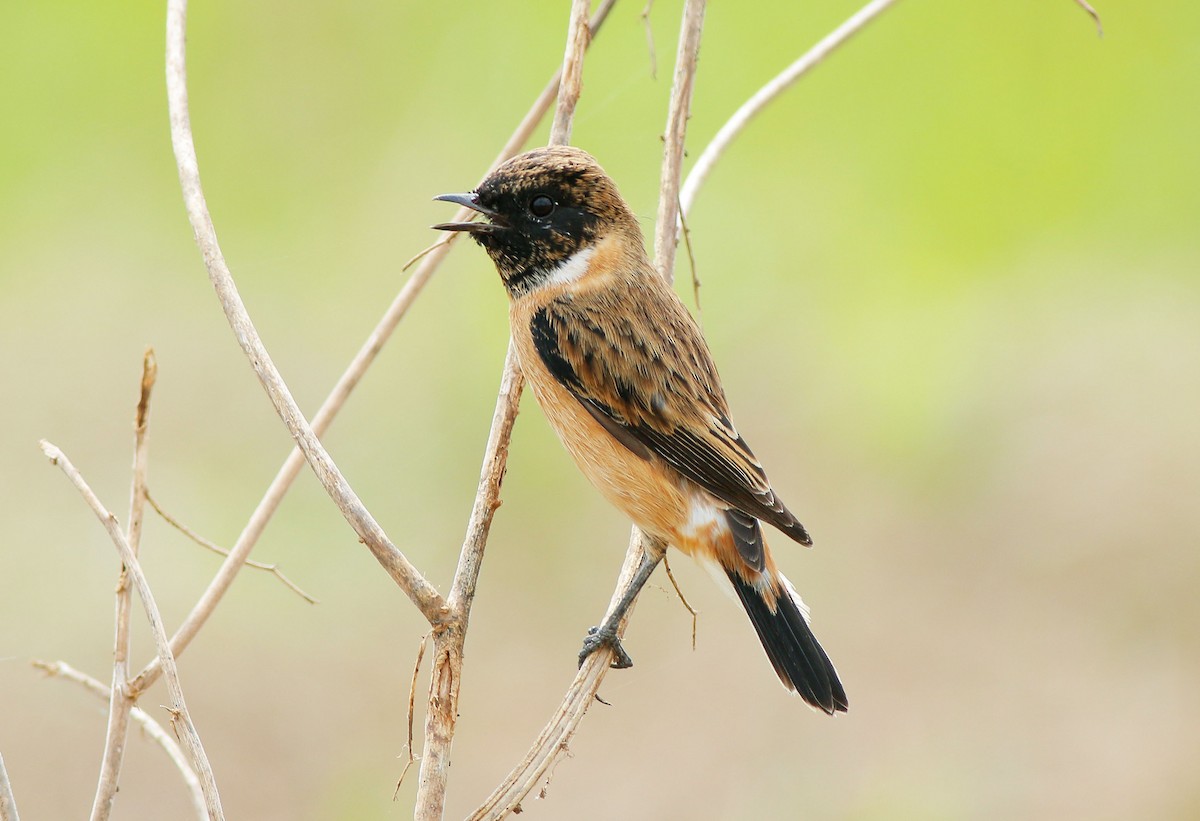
[[578, 536, 667, 669]]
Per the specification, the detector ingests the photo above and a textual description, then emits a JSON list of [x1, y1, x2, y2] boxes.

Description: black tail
[[727, 568, 848, 714]]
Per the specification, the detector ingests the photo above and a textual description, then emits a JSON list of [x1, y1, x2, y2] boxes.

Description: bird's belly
[[529, 370, 688, 539]]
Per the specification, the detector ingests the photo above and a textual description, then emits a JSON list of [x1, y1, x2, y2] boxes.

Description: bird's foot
[[578, 624, 634, 669]]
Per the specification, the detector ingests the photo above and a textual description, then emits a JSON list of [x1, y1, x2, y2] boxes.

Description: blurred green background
[[2, 1, 1197, 818]]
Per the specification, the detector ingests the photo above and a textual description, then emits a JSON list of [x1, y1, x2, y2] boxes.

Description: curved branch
[[165, 0, 445, 624], [679, 0, 901, 219]]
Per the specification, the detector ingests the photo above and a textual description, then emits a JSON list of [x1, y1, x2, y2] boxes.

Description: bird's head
[[433, 146, 643, 295]]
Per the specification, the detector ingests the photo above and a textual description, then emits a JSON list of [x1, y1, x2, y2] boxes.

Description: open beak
[[431, 192, 502, 234]]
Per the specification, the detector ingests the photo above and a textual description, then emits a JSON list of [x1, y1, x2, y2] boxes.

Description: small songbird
[[433, 146, 847, 714]]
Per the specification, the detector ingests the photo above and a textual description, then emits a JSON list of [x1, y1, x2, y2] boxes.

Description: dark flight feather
[[726, 568, 848, 714]]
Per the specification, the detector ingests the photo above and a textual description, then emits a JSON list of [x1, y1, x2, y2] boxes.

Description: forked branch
[[40, 442, 224, 819]]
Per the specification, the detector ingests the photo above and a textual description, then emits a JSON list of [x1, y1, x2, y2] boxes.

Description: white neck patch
[[541, 245, 596, 288]]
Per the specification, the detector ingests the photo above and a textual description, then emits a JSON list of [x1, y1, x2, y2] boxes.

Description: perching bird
[[433, 146, 847, 714]]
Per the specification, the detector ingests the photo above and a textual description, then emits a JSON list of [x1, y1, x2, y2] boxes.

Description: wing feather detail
[[529, 282, 811, 545]]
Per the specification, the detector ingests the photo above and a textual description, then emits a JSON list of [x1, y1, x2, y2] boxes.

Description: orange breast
[[510, 290, 690, 544]]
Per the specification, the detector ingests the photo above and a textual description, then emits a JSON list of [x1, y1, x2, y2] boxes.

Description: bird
[[433, 146, 847, 714]]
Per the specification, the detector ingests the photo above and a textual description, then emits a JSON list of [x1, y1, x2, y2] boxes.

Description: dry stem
[[40, 442, 224, 819], [91, 348, 156, 821], [35, 660, 206, 821], [679, 0, 902, 219]]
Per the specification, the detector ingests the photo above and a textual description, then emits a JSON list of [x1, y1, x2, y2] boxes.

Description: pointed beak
[[431, 192, 502, 233]]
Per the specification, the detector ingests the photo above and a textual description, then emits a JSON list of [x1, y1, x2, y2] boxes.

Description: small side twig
[[679, 0, 902, 219], [40, 442, 224, 820], [394, 633, 429, 799], [677, 198, 701, 322], [145, 491, 317, 604], [661, 555, 698, 651], [34, 660, 206, 821]]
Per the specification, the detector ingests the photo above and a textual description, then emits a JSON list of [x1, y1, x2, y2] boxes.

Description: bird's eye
[[529, 194, 555, 218]]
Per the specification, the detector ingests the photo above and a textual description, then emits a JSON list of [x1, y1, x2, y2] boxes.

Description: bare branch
[[679, 0, 901, 219], [34, 660, 206, 821], [40, 442, 224, 819], [132, 0, 616, 697], [91, 348, 156, 821], [165, 0, 445, 627], [145, 491, 317, 603], [0, 750, 19, 821], [653, 0, 706, 281]]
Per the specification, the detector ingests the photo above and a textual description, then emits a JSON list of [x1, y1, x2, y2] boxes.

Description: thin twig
[[1072, 0, 1103, 37], [677, 198, 702, 322], [394, 633, 429, 799], [400, 237, 451, 273], [34, 660, 206, 821], [679, 0, 902, 219], [165, 0, 445, 627], [91, 349, 156, 821], [145, 491, 317, 604], [653, 0, 706, 280], [641, 0, 657, 79], [661, 555, 698, 651], [40, 442, 224, 819], [0, 751, 18, 821], [132, 0, 617, 697]]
